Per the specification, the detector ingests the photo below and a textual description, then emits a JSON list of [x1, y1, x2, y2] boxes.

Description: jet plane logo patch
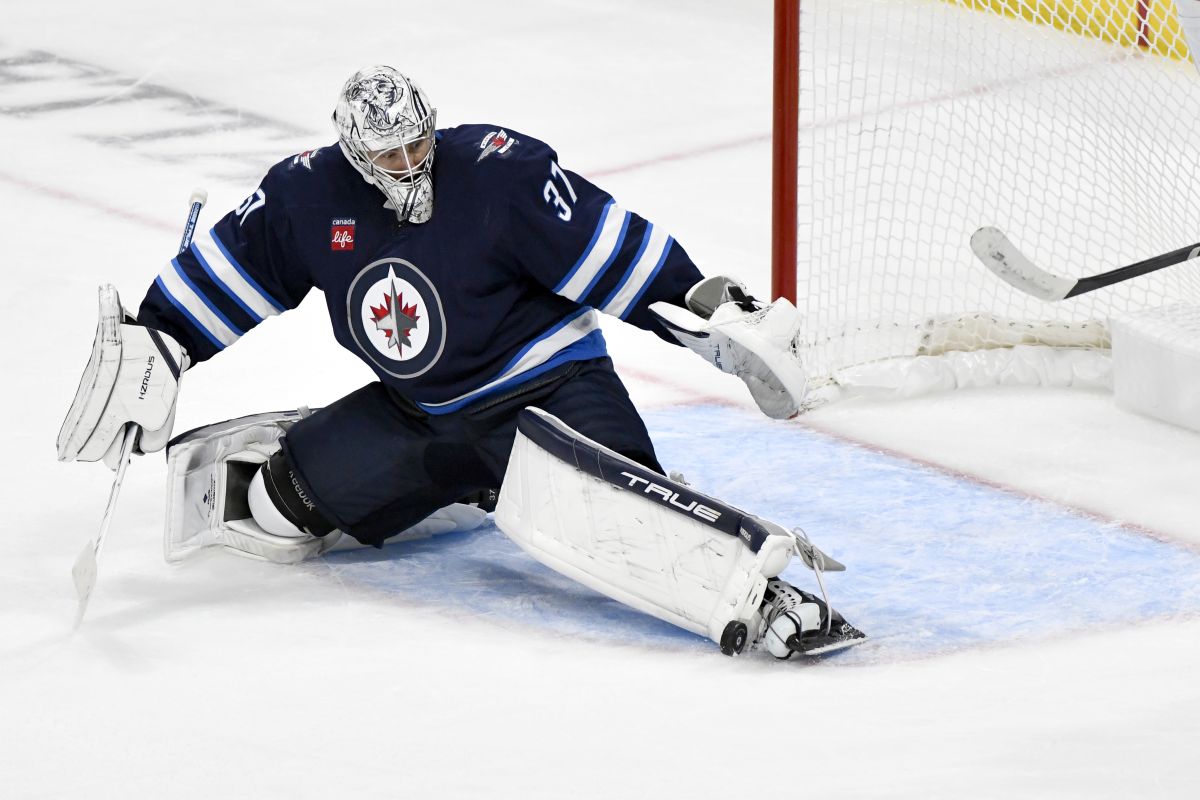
[[347, 258, 446, 379], [291, 148, 322, 171], [477, 129, 518, 162], [369, 283, 420, 352]]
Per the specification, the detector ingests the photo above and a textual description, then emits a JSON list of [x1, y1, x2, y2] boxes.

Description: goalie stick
[[970, 226, 1200, 302], [72, 188, 207, 629]]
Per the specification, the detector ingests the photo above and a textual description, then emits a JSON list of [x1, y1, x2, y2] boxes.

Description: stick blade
[[72, 541, 98, 629], [970, 226, 1075, 302]]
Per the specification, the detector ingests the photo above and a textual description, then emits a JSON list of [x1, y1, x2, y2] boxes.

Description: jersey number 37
[[543, 161, 577, 222]]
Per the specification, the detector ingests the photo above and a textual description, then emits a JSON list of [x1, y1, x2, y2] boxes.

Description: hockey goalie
[[56, 64, 865, 658]]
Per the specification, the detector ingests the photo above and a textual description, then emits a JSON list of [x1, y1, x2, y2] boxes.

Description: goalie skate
[[760, 579, 866, 658]]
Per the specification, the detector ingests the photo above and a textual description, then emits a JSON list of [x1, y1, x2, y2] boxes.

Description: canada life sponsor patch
[[477, 129, 518, 162], [331, 217, 356, 251], [346, 258, 446, 379]]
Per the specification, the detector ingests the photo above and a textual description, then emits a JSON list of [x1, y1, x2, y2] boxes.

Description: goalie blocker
[[494, 407, 865, 657], [57, 284, 186, 467]]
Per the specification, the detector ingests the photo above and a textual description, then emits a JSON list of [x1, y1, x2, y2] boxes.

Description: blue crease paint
[[325, 405, 1200, 663]]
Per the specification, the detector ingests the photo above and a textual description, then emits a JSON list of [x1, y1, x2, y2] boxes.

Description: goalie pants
[[281, 357, 663, 547]]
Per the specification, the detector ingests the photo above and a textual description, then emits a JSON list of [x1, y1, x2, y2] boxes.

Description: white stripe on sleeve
[[193, 229, 283, 320], [599, 225, 672, 320], [555, 204, 629, 303], [157, 261, 240, 347]]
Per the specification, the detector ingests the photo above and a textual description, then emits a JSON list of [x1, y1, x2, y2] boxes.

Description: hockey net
[[779, 0, 1200, 405]]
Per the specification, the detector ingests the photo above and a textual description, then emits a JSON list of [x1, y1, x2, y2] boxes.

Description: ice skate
[[759, 579, 866, 658]]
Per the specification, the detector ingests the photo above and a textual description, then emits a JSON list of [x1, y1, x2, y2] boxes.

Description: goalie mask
[[333, 66, 437, 224]]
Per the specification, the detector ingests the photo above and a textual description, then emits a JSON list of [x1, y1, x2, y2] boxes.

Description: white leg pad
[[166, 410, 489, 563], [164, 410, 322, 562], [219, 519, 338, 564], [494, 407, 797, 646]]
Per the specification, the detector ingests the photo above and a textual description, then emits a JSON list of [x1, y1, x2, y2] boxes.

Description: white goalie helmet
[[333, 66, 437, 224]]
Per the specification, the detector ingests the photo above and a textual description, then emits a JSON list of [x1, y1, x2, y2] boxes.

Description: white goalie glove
[[57, 285, 187, 468], [649, 276, 808, 419]]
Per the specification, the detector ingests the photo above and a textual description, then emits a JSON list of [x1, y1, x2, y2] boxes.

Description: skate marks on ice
[[324, 405, 1200, 663], [0, 46, 313, 184]]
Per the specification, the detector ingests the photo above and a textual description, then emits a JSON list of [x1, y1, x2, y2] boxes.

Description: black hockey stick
[[970, 226, 1200, 302]]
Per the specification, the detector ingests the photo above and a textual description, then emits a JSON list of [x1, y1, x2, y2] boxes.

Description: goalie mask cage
[[771, 0, 1200, 403]]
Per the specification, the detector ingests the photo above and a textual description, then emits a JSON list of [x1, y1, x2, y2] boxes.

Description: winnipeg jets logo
[[477, 130, 518, 162], [359, 267, 427, 360], [291, 148, 322, 170], [369, 278, 421, 352], [347, 258, 446, 379]]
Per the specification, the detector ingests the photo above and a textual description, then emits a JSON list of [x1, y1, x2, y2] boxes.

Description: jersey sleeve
[[502, 139, 703, 339], [136, 169, 312, 364]]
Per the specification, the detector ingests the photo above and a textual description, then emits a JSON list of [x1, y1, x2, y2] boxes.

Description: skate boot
[[759, 579, 866, 658]]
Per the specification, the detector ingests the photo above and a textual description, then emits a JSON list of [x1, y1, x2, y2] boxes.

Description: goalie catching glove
[[57, 285, 187, 467], [649, 276, 808, 419]]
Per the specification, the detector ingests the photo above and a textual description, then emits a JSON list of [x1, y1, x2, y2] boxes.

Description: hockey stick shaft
[[72, 188, 207, 628], [72, 425, 137, 628], [178, 188, 207, 254], [1066, 241, 1200, 299], [971, 226, 1200, 302]]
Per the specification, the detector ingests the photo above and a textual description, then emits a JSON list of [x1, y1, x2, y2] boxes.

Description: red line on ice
[[0, 169, 178, 233], [586, 133, 771, 177]]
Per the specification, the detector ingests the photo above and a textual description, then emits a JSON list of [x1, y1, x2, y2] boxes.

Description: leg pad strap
[[258, 449, 336, 537]]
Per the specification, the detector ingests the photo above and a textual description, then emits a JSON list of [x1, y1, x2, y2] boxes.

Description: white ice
[[3, 1, 1200, 797]]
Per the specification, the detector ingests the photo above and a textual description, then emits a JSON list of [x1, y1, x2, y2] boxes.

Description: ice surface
[[3, 1, 1200, 798], [329, 404, 1200, 665]]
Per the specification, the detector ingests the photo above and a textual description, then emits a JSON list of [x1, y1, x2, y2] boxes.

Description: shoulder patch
[[477, 130, 519, 162], [290, 147, 323, 171]]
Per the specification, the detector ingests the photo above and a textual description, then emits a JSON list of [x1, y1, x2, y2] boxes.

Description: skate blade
[[787, 626, 868, 657], [795, 635, 867, 657]]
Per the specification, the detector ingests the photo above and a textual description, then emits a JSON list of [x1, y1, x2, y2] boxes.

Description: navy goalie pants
[[280, 357, 663, 547]]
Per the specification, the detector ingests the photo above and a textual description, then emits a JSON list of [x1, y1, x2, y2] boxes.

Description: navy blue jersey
[[137, 125, 703, 413]]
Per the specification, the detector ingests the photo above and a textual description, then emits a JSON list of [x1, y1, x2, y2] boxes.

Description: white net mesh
[[795, 0, 1200, 392]]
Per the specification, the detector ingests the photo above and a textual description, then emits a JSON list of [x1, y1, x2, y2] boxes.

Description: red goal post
[[772, 0, 800, 304]]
